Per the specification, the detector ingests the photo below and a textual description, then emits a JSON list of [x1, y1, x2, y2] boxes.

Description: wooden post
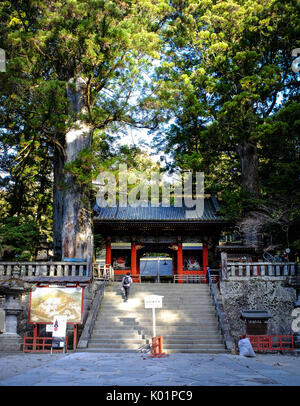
[[202, 243, 208, 282], [177, 243, 183, 283], [106, 241, 111, 269], [33, 323, 39, 351], [73, 324, 78, 349], [131, 242, 137, 276]]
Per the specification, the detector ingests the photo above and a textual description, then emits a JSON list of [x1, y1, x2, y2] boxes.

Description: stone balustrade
[[0, 262, 90, 278], [226, 262, 299, 278]]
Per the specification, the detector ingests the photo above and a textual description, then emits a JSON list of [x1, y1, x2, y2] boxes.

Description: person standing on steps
[[122, 272, 133, 302]]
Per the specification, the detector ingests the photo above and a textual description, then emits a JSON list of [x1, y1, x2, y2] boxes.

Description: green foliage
[[0, 217, 40, 260], [151, 0, 300, 253]]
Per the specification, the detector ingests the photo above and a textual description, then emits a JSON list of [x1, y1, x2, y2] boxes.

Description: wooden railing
[[226, 262, 298, 278], [93, 263, 114, 280], [247, 334, 294, 352], [173, 274, 219, 283], [0, 262, 89, 278], [23, 336, 68, 353]]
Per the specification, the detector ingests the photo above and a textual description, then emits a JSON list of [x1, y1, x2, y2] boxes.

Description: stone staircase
[[78, 282, 227, 354]]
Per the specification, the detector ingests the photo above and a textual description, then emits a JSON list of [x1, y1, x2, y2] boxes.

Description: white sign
[[52, 315, 67, 349], [144, 295, 164, 309], [46, 324, 54, 333]]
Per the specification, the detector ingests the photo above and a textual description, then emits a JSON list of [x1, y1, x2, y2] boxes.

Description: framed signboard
[[29, 287, 83, 324]]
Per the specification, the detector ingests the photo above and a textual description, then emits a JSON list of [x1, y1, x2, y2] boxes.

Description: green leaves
[[0, 217, 40, 260]]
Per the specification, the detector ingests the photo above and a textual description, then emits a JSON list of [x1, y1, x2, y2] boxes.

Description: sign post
[[144, 295, 163, 338]]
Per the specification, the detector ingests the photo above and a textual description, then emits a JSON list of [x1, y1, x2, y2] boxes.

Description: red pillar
[[177, 243, 183, 283], [73, 324, 78, 349], [106, 241, 111, 267], [172, 252, 176, 276], [131, 242, 137, 278], [33, 323, 39, 351], [203, 243, 208, 282]]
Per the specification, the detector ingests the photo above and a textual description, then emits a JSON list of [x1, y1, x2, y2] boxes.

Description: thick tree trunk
[[53, 145, 65, 260], [53, 78, 94, 264], [238, 138, 259, 198], [237, 138, 261, 248]]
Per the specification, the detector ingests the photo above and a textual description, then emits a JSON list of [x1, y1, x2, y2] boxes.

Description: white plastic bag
[[238, 337, 256, 357]]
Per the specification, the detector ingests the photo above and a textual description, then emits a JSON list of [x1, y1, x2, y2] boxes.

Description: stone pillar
[[221, 251, 228, 280]]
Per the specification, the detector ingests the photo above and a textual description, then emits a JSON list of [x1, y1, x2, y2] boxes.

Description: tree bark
[[53, 145, 65, 260], [237, 138, 261, 248], [237, 138, 259, 198], [53, 77, 94, 264]]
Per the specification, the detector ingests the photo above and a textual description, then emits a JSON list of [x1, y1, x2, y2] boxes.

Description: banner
[[52, 315, 67, 349]]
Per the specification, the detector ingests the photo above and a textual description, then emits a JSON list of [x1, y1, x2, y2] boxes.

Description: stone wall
[[220, 277, 297, 340]]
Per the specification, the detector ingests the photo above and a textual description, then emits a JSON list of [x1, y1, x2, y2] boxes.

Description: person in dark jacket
[[122, 272, 133, 301]]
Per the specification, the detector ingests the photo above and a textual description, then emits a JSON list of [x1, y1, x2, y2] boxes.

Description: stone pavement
[[0, 351, 300, 387]]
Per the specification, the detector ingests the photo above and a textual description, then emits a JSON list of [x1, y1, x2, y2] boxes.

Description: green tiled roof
[[94, 196, 222, 222]]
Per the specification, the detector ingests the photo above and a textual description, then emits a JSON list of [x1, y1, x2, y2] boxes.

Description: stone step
[[109, 283, 210, 288], [97, 313, 217, 319], [91, 333, 222, 339], [88, 343, 147, 349], [77, 348, 148, 353], [103, 296, 213, 302], [161, 343, 225, 350], [102, 295, 213, 300], [162, 348, 227, 354], [88, 339, 148, 345], [89, 337, 223, 345], [92, 328, 220, 336], [158, 338, 224, 344], [106, 288, 211, 293], [96, 312, 217, 319], [85, 282, 224, 354], [94, 318, 219, 325]]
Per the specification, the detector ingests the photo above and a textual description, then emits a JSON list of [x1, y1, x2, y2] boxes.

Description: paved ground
[[0, 351, 300, 387]]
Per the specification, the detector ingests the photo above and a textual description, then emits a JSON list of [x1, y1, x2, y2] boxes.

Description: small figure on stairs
[[122, 272, 133, 302]]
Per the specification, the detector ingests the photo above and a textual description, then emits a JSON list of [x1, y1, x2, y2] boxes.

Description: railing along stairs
[[207, 269, 233, 351], [77, 272, 110, 349]]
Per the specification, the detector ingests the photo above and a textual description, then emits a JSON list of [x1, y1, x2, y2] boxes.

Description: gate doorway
[[140, 254, 173, 283], [102, 241, 208, 283], [138, 243, 174, 283]]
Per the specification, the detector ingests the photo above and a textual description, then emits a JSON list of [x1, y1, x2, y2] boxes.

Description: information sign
[[144, 295, 163, 309], [52, 315, 67, 350]]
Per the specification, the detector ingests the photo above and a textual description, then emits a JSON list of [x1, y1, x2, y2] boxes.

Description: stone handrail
[[207, 269, 234, 351], [77, 276, 107, 349], [226, 262, 299, 278], [0, 262, 89, 278]]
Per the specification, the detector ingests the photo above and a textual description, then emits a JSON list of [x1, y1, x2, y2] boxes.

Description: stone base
[[0, 333, 22, 351]]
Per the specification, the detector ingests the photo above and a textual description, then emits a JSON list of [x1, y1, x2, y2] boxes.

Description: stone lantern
[[0, 267, 32, 351]]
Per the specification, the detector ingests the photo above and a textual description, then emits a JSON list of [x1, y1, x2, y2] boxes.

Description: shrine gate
[[93, 196, 229, 283]]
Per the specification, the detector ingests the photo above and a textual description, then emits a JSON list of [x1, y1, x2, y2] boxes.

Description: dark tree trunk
[[53, 145, 65, 260], [238, 138, 259, 198], [237, 138, 261, 248], [53, 78, 94, 264]]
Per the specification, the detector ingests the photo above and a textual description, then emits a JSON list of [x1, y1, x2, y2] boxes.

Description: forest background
[[0, 0, 299, 261]]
